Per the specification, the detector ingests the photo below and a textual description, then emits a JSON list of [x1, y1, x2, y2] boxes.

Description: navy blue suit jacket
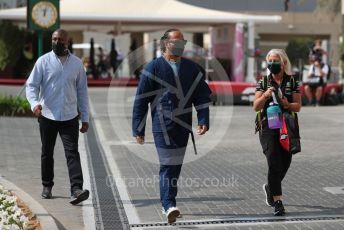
[[132, 56, 211, 137]]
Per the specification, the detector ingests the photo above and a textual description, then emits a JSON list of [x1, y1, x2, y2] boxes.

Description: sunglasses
[[168, 39, 187, 46]]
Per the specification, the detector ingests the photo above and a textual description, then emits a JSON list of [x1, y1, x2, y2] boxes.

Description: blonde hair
[[266, 49, 292, 75]]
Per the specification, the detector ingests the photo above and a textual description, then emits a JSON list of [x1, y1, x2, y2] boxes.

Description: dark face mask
[[52, 42, 66, 56], [169, 40, 186, 57], [267, 62, 282, 74]]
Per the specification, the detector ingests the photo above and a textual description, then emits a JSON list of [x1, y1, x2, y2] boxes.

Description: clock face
[[31, 1, 58, 29]]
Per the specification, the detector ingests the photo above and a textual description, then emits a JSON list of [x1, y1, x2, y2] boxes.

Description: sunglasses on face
[[168, 39, 187, 46]]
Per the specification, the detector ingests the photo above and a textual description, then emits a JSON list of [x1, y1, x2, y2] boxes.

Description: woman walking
[[253, 49, 301, 216]]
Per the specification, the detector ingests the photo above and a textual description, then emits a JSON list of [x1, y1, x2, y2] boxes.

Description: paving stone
[[89, 88, 344, 229]]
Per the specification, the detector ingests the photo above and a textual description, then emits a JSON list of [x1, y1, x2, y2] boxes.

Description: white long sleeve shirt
[[26, 51, 89, 122]]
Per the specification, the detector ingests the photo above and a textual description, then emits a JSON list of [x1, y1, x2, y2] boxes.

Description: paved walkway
[[0, 86, 94, 230], [89, 87, 344, 229], [1, 85, 344, 229]]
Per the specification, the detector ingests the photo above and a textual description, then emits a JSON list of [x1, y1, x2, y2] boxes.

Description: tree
[[286, 38, 314, 66], [284, 0, 290, 12], [315, 0, 341, 15], [0, 21, 25, 71]]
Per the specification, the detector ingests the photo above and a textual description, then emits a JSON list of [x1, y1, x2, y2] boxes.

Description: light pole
[[342, 0, 344, 37], [246, 21, 255, 83]]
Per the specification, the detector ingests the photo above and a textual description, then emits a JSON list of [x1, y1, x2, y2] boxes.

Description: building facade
[[0, 0, 26, 9], [179, 0, 341, 66]]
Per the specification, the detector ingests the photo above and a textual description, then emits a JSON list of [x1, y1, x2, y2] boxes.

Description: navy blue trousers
[[153, 127, 189, 211]]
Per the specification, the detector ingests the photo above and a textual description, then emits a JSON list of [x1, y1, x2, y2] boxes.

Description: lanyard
[[272, 92, 278, 104], [272, 88, 283, 104], [190, 131, 198, 155]]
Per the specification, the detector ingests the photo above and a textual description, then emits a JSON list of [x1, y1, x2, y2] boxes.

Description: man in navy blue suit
[[132, 29, 211, 223]]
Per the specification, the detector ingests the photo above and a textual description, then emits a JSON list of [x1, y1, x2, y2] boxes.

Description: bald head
[[53, 29, 68, 37], [52, 29, 68, 43], [52, 29, 69, 56]]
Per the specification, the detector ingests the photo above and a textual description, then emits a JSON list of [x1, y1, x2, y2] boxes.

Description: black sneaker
[[70, 189, 89, 205], [274, 200, 285, 216], [263, 184, 274, 207], [41, 186, 52, 199]]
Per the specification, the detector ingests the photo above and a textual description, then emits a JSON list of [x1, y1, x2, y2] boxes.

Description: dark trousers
[[39, 116, 83, 194], [259, 126, 292, 196], [153, 127, 189, 211], [159, 164, 182, 211]]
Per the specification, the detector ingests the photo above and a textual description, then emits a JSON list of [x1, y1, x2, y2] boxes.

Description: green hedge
[[0, 95, 31, 116], [0, 21, 26, 71]]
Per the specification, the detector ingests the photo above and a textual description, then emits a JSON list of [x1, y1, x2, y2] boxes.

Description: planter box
[[0, 109, 32, 117]]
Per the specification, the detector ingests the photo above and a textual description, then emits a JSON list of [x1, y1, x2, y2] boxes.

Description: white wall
[[78, 30, 197, 77]]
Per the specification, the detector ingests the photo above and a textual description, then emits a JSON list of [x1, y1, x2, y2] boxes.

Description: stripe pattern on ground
[[130, 215, 344, 228], [85, 118, 130, 229]]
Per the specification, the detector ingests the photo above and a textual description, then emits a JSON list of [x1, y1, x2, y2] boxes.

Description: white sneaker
[[162, 207, 182, 218], [165, 207, 180, 223], [161, 207, 166, 215]]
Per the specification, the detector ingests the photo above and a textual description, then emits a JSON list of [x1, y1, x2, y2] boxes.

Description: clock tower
[[27, 0, 59, 31], [27, 0, 60, 57]]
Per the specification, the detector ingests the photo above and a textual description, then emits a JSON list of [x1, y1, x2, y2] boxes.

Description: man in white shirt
[[26, 29, 90, 205], [304, 55, 329, 106]]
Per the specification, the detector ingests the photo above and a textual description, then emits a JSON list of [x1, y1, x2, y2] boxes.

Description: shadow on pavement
[[131, 196, 244, 207]]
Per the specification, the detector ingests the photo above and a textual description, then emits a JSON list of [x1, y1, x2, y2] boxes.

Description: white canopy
[[0, 0, 281, 82], [0, 0, 281, 25]]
